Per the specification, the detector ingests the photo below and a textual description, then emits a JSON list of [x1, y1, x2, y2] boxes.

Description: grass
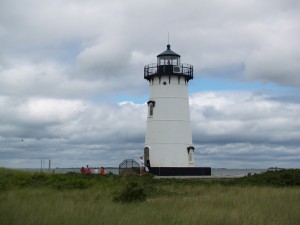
[[0, 168, 300, 225]]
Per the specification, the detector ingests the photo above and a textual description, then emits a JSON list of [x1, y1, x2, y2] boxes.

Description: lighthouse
[[144, 44, 211, 176]]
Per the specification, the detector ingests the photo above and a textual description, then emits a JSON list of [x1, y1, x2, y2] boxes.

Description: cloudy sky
[[1, 0, 300, 169]]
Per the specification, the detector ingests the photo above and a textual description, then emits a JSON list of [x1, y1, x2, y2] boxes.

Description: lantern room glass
[[157, 56, 180, 66]]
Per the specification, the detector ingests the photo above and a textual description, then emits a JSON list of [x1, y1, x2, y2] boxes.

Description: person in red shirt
[[100, 167, 106, 175], [87, 168, 92, 174], [80, 167, 86, 174]]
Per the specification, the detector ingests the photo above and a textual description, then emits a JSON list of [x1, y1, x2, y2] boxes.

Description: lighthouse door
[[144, 147, 149, 163]]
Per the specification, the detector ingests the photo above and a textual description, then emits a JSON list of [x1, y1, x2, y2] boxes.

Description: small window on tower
[[149, 104, 154, 116], [187, 146, 194, 164], [147, 100, 155, 117], [188, 151, 193, 162]]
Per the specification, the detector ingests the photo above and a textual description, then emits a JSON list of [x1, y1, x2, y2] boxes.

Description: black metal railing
[[119, 159, 140, 175], [144, 63, 193, 81]]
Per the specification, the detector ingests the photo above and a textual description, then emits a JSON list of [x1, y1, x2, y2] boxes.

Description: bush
[[235, 169, 300, 186], [50, 174, 91, 190], [0, 169, 93, 190], [52, 178, 90, 190], [0, 179, 8, 192], [113, 182, 147, 203]]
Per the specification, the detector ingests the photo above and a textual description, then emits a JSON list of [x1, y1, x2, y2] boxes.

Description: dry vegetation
[[1, 168, 300, 225]]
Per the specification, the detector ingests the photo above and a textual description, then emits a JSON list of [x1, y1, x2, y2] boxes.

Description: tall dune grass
[[0, 168, 299, 225]]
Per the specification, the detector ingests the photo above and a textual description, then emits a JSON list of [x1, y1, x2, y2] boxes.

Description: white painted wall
[[145, 75, 194, 167]]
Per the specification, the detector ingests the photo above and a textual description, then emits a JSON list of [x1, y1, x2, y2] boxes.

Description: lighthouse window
[[147, 100, 155, 117], [149, 104, 154, 116], [187, 146, 194, 163], [172, 58, 178, 66], [188, 150, 193, 163]]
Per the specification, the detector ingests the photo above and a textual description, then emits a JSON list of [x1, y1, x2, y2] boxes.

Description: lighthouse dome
[[157, 44, 180, 57]]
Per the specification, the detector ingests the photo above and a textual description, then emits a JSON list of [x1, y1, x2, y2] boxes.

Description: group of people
[[139, 156, 151, 174], [80, 156, 150, 175], [80, 165, 106, 175]]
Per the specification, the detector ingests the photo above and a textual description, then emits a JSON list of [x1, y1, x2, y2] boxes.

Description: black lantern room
[[157, 44, 180, 66], [144, 44, 193, 82]]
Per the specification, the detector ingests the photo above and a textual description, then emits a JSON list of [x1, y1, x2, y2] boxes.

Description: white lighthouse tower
[[144, 44, 208, 176]]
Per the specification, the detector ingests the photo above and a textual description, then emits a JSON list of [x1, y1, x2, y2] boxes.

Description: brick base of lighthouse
[[150, 167, 211, 176]]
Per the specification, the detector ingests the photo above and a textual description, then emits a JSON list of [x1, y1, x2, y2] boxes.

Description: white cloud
[[195, 143, 300, 168], [1, 0, 299, 88], [190, 91, 300, 145], [1, 90, 300, 168], [0, 0, 299, 168]]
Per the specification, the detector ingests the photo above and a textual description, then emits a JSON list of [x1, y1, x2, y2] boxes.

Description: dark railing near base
[[119, 159, 140, 175], [144, 63, 193, 82], [150, 167, 211, 176]]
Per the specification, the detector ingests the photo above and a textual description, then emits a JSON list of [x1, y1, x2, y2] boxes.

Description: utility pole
[[48, 159, 51, 172]]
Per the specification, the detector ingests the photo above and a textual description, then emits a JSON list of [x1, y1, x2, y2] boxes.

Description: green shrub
[[235, 169, 300, 186], [53, 178, 90, 190], [113, 181, 147, 203], [0, 168, 34, 188], [0, 179, 8, 191], [50, 174, 91, 190]]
